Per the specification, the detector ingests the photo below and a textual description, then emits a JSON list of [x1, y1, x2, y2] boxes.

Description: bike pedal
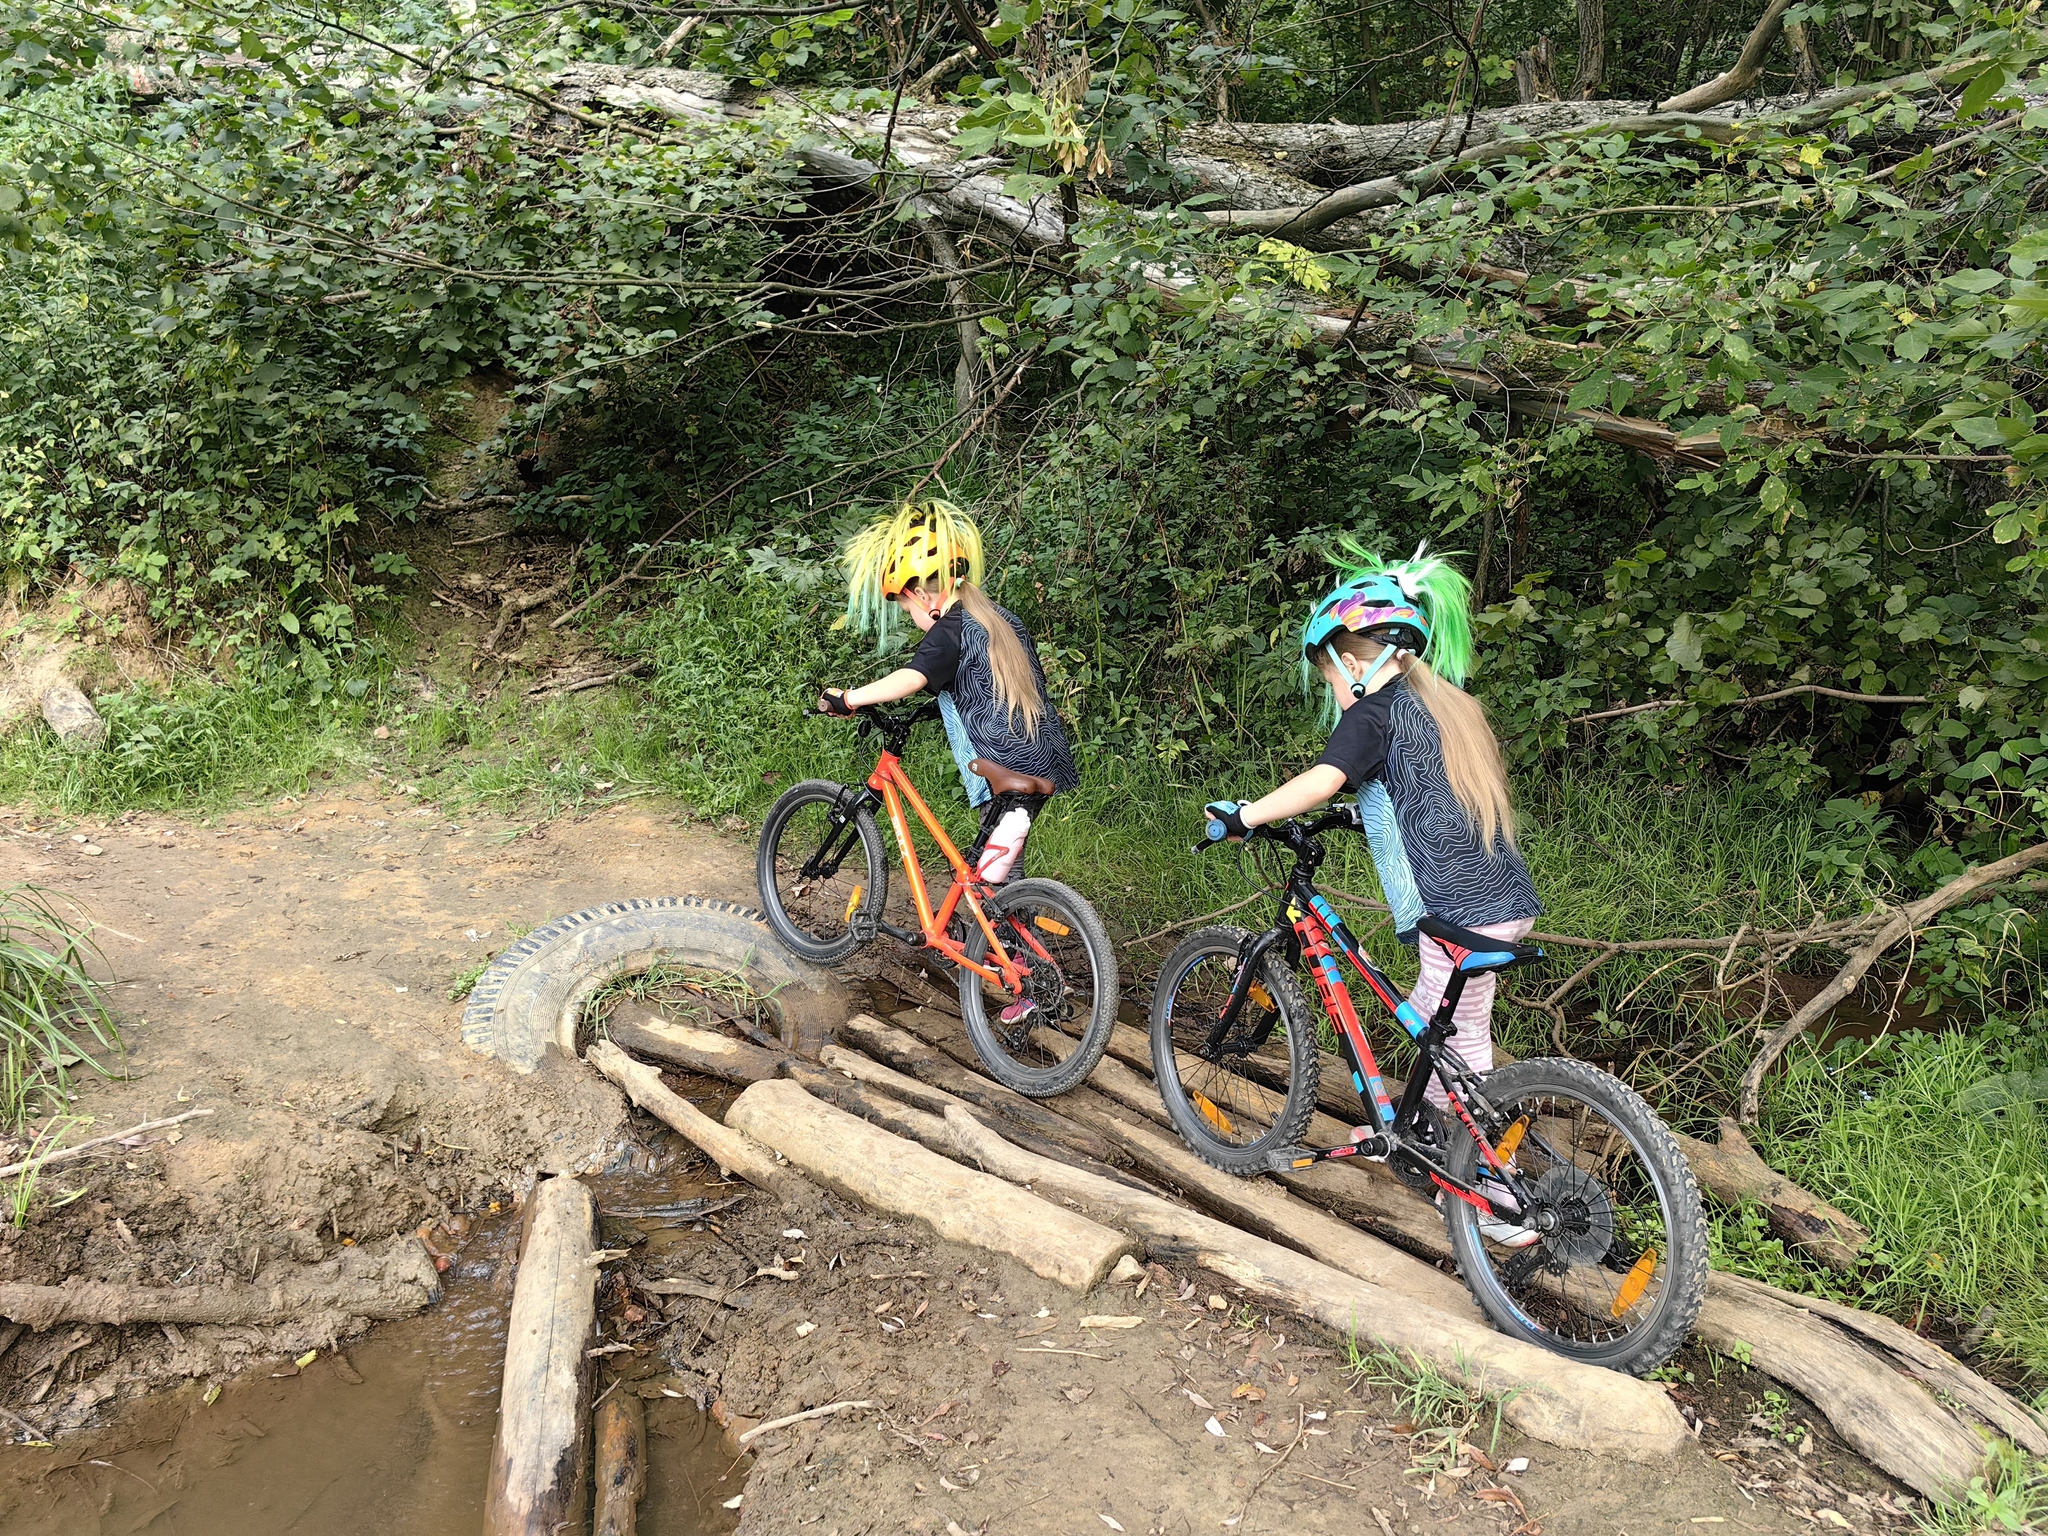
[[849, 913, 879, 943], [1261, 1146, 1321, 1173]]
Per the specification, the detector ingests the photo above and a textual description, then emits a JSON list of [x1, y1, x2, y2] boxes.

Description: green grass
[[0, 678, 378, 813], [1741, 1025, 2048, 1383], [1917, 1440, 2048, 1535], [0, 886, 120, 1129], [1342, 1337, 1518, 1458]]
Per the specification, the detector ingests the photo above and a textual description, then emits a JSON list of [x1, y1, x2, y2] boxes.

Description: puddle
[[0, 1152, 747, 1536]]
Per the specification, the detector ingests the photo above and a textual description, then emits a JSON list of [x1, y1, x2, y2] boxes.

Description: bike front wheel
[[756, 780, 889, 964], [1150, 926, 1319, 1175], [958, 878, 1118, 1098], [1442, 1056, 1708, 1375]]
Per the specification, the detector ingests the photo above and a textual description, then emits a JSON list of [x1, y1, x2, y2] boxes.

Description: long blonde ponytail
[[953, 583, 1046, 738], [1329, 633, 1515, 849]]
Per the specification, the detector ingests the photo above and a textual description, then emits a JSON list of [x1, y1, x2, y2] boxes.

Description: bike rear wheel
[[1441, 1056, 1708, 1375], [958, 878, 1118, 1098], [1150, 926, 1318, 1175], [756, 780, 889, 964]]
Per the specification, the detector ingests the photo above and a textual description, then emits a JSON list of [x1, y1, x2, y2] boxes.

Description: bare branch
[[1658, 0, 1796, 113]]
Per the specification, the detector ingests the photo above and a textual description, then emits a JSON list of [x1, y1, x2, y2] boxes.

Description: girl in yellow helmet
[[821, 499, 1078, 888]]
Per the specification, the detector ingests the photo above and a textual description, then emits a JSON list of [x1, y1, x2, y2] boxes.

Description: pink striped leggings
[[1412, 917, 1534, 1108]]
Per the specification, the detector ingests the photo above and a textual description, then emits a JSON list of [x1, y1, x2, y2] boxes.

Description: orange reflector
[[1494, 1116, 1529, 1164], [1248, 981, 1275, 1010], [1291, 1156, 1315, 1169], [1192, 1092, 1235, 1135], [842, 885, 865, 924], [1035, 915, 1071, 937], [1611, 1249, 1658, 1317]]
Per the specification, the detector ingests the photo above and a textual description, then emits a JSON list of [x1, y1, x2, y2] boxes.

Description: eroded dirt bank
[[0, 783, 757, 1418]]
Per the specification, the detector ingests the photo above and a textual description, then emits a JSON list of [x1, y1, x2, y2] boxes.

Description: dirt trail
[[0, 786, 1915, 1535], [0, 785, 757, 1418]]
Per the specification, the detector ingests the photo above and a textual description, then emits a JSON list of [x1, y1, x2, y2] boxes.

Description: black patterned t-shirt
[[1315, 679, 1540, 931]]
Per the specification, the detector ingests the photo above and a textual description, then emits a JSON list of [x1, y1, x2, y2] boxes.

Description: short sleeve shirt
[[1313, 685, 1398, 791], [909, 607, 965, 692]]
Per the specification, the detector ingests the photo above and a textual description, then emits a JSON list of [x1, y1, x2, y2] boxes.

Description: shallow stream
[[0, 1158, 747, 1536]]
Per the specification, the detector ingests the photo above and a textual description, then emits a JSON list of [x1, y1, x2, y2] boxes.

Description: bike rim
[[1160, 951, 1297, 1153], [1460, 1088, 1678, 1355], [966, 893, 1098, 1076], [771, 798, 871, 949]]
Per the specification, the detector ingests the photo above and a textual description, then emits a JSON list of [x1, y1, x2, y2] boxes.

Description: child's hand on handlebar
[[1203, 799, 1251, 842], [817, 689, 859, 717]]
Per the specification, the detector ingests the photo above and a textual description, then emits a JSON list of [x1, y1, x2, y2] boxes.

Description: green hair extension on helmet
[[840, 498, 984, 650], [1300, 537, 1478, 710]]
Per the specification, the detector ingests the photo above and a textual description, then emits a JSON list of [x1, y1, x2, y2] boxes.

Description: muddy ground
[[0, 790, 1919, 1534]]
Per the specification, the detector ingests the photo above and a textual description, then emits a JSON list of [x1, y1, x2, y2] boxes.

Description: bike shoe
[[999, 997, 1038, 1027]]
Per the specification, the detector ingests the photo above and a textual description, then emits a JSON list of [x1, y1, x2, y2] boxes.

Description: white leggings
[[1412, 917, 1534, 1108]]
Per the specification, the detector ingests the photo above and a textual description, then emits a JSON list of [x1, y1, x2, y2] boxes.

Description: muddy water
[[0, 1161, 747, 1536]]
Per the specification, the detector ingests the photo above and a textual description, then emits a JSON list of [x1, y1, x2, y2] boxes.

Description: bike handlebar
[[1191, 802, 1361, 857]]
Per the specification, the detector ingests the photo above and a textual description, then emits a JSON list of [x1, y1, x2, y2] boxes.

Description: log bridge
[[488, 975, 2048, 1525]]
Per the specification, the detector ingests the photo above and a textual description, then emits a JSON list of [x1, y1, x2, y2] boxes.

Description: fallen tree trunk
[[726, 1078, 1139, 1291], [594, 1391, 648, 1536], [836, 1013, 1122, 1165], [935, 1104, 1689, 1459], [0, 1236, 439, 1330], [484, 1176, 599, 1536], [1672, 1119, 1867, 1270], [587, 1039, 818, 1211], [603, 1001, 786, 1084], [1696, 1274, 2047, 1499]]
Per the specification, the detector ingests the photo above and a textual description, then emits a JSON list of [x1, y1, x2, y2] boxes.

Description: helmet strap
[[1330, 642, 1402, 700]]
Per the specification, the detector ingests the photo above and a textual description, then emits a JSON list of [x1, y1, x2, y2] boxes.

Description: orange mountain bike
[[756, 700, 1118, 1098]]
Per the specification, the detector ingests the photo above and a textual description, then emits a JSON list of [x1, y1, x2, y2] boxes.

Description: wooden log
[[813, 1044, 1151, 1190], [1671, 1119, 1868, 1271], [724, 1079, 1139, 1292], [935, 1104, 1689, 1460], [1732, 1276, 2048, 1456], [603, 1001, 786, 1083], [1695, 1275, 1999, 1499], [593, 1392, 647, 1536], [839, 1013, 1121, 1165], [587, 1040, 817, 1211], [0, 1235, 441, 1329], [1050, 1088, 1478, 1318], [483, 1176, 598, 1536], [1071, 1038, 1459, 1261]]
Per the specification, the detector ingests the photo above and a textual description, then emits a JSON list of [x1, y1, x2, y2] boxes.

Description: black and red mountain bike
[[1153, 805, 1707, 1373]]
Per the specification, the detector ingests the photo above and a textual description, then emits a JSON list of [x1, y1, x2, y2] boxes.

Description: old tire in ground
[[461, 896, 851, 1072]]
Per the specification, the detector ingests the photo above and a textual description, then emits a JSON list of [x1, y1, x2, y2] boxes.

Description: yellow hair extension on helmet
[[842, 499, 984, 646]]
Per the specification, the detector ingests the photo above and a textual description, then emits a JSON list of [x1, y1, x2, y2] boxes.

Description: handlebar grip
[[1205, 818, 1230, 843]]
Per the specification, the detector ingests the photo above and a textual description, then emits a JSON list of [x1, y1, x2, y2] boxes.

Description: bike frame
[[803, 702, 1053, 997], [1204, 817, 1520, 1211], [863, 747, 1037, 991]]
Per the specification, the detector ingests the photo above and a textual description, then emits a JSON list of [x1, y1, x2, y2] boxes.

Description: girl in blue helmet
[[1204, 546, 1540, 1106]]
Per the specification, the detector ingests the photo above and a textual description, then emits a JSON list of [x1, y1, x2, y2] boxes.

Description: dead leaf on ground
[[1063, 1387, 1093, 1403], [1231, 1383, 1266, 1402], [1079, 1315, 1144, 1329]]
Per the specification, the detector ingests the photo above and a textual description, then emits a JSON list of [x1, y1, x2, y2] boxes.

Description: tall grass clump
[[1751, 1025, 2048, 1381], [0, 886, 120, 1128], [0, 677, 376, 813]]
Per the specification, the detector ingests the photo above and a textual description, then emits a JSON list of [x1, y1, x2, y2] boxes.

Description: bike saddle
[[1415, 914, 1544, 975], [969, 758, 1056, 798]]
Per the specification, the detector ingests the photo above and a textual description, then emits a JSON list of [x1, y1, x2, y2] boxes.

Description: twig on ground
[[735, 1399, 879, 1445], [526, 659, 652, 697], [0, 1109, 212, 1180]]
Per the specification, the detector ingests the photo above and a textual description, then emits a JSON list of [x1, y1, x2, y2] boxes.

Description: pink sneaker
[[999, 997, 1037, 1027]]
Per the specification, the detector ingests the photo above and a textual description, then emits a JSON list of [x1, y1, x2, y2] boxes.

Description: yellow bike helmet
[[843, 499, 984, 642]]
